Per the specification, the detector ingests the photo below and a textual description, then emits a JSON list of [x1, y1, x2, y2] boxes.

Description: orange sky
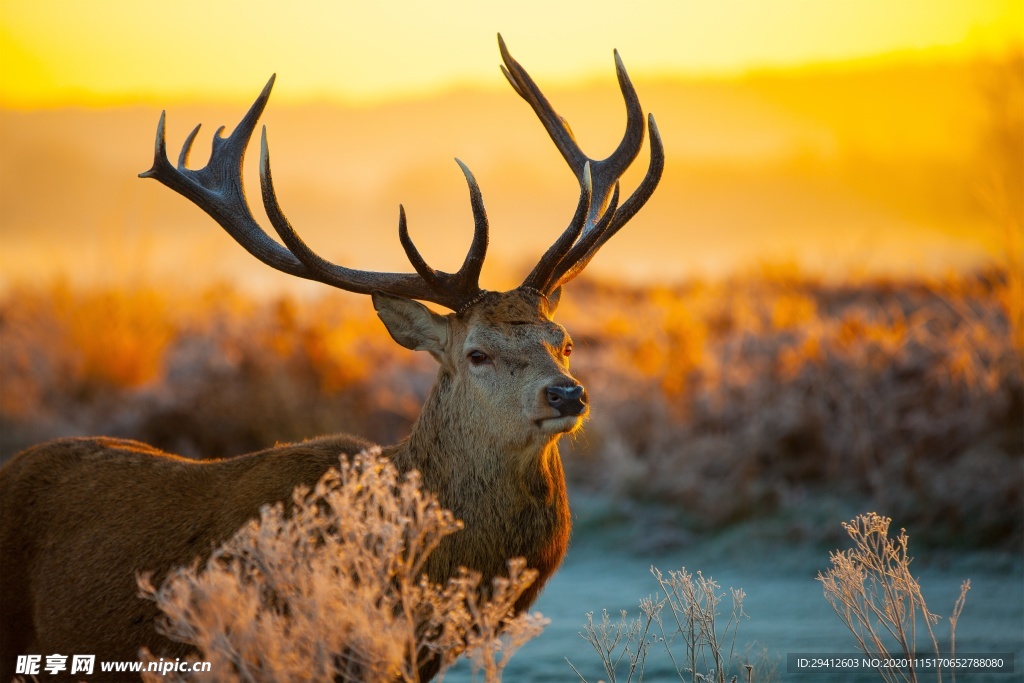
[[2, 0, 1021, 107]]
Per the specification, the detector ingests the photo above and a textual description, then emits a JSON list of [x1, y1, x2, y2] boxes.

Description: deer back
[[0, 434, 373, 668]]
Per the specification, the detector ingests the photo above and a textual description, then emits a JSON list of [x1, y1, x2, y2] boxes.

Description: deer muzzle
[[545, 383, 588, 417]]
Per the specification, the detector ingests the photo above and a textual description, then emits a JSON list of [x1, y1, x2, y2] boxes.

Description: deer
[[0, 35, 662, 681]]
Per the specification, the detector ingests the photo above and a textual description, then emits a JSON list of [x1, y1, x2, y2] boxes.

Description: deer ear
[[545, 287, 562, 316], [372, 292, 448, 355]]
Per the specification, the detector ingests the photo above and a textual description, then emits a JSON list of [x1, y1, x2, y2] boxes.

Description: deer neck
[[389, 370, 571, 586], [397, 372, 564, 499]]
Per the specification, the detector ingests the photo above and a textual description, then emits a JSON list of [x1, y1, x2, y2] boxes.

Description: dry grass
[[137, 448, 546, 682], [1, 266, 1020, 547]]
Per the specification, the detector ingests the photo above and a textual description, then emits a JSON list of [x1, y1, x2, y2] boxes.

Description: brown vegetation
[[2, 266, 1019, 548], [563, 266, 1021, 547]]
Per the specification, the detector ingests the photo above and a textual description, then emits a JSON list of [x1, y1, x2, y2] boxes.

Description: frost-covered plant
[[138, 448, 545, 682], [568, 567, 777, 683], [818, 512, 970, 683]]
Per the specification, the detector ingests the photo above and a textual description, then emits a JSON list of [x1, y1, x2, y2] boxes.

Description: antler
[[141, 39, 662, 310], [502, 34, 664, 294], [140, 75, 488, 311]]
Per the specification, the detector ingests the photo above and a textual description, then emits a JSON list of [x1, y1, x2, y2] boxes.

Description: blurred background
[[1, 1, 1021, 679]]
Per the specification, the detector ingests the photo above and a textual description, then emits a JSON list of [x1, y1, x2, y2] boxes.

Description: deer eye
[[468, 350, 491, 366]]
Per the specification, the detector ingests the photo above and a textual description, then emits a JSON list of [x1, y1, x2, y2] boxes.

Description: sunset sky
[[2, 0, 1020, 107]]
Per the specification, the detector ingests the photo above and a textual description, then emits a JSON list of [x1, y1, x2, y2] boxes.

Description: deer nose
[[546, 383, 588, 417]]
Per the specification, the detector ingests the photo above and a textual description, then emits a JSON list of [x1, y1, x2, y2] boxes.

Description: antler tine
[[176, 124, 203, 170], [393, 160, 489, 300], [547, 114, 664, 291], [521, 162, 592, 291], [452, 159, 489, 291], [258, 127, 439, 301], [498, 34, 644, 228], [498, 39, 586, 174], [595, 116, 665, 245], [141, 76, 311, 278], [547, 181, 622, 290], [397, 205, 443, 290]]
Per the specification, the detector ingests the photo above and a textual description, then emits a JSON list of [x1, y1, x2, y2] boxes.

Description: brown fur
[[0, 288, 580, 680]]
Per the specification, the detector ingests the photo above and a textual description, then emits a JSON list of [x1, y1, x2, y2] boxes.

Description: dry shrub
[[563, 267, 1022, 546], [819, 512, 970, 683], [0, 283, 429, 459], [135, 290, 429, 458], [138, 448, 546, 682], [0, 280, 174, 414]]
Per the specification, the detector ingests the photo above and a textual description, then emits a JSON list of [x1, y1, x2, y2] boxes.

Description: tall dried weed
[[567, 566, 777, 683], [818, 512, 970, 683]]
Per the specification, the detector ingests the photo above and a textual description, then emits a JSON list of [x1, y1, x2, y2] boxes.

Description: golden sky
[[1, 0, 1020, 107]]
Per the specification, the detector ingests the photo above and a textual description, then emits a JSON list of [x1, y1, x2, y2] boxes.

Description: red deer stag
[[0, 35, 662, 680]]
